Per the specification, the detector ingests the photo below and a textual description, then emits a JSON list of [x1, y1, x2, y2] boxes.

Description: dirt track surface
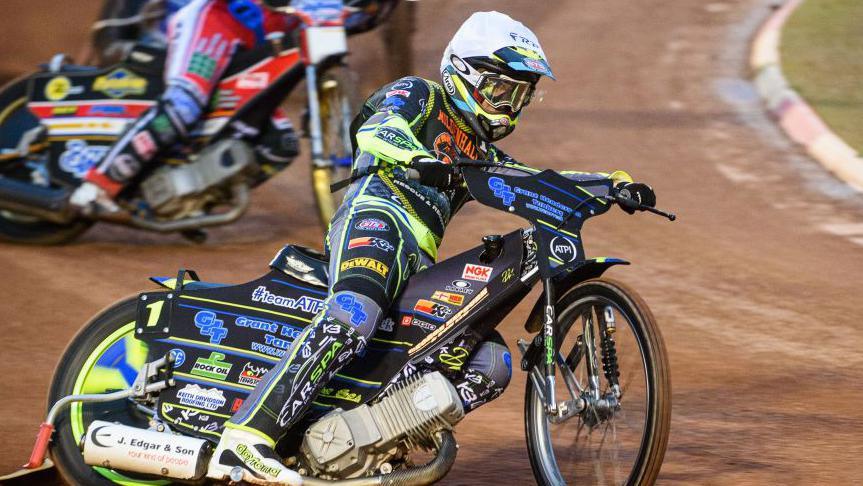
[[2, 0, 863, 483]]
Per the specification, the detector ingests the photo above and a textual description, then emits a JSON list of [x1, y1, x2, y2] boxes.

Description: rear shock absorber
[[600, 306, 620, 393]]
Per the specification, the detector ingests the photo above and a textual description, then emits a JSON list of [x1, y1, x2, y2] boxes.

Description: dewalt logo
[[340, 258, 389, 277]]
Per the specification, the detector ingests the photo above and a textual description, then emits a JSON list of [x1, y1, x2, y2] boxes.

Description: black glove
[[411, 157, 454, 190], [616, 182, 656, 214]]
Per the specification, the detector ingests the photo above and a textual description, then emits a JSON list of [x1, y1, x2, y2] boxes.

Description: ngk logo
[[462, 264, 493, 282]]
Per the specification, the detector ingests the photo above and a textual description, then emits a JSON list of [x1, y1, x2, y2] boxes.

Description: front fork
[[304, 63, 328, 170], [523, 279, 618, 422], [542, 277, 559, 415]]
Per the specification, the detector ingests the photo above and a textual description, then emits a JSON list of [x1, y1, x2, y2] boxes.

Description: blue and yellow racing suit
[[227, 76, 630, 444]]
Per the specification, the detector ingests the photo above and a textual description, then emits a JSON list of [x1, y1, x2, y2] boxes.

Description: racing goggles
[[474, 72, 535, 114]]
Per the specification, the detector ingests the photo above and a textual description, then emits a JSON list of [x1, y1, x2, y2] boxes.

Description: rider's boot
[[206, 427, 303, 485], [208, 292, 380, 482], [68, 181, 122, 216]]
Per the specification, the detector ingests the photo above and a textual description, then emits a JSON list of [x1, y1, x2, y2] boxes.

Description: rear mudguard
[[523, 258, 628, 333]]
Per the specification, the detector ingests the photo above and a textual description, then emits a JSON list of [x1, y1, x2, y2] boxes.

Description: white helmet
[[440, 11, 554, 141]]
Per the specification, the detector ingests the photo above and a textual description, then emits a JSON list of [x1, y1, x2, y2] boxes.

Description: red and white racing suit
[[85, 0, 298, 196]]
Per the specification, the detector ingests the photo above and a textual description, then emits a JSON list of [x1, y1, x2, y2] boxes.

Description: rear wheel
[[310, 65, 359, 230], [0, 76, 92, 244], [525, 279, 671, 485], [47, 297, 168, 485]]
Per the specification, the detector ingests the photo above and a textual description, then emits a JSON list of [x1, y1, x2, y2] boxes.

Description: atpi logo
[[550, 236, 578, 263], [462, 264, 493, 283]]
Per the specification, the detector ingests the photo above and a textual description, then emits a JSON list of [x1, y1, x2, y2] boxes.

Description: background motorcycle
[[0, 0, 393, 244], [25, 161, 675, 485]]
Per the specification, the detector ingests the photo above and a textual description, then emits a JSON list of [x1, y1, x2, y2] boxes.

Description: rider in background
[[71, 0, 307, 213], [90, 0, 193, 65], [206, 10, 656, 484]]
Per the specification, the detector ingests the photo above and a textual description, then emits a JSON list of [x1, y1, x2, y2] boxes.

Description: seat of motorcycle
[[270, 245, 329, 288]]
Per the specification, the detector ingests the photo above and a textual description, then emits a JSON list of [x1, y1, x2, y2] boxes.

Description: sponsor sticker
[[355, 218, 389, 231], [414, 299, 452, 319], [132, 131, 157, 159], [151, 114, 176, 143], [58, 140, 108, 178], [93, 68, 147, 98], [194, 311, 228, 344], [231, 398, 244, 412], [52, 105, 79, 116], [237, 72, 270, 90], [386, 89, 410, 97], [45, 76, 72, 101], [378, 318, 395, 332], [462, 264, 493, 282], [238, 362, 267, 386], [251, 286, 325, 314], [431, 291, 464, 306], [169, 348, 186, 367], [190, 352, 232, 381], [87, 105, 127, 116], [176, 384, 226, 411], [340, 257, 389, 277], [488, 176, 516, 206], [549, 236, 578, 263], [411, 318, 436, 332], [109, 154, 141, 181], [401, 315, 413, 327], [524, 58, 551, 75], [442, 71, 456, 95], [334, 293, 368, 326], [446, 279, 474, 294], [348, 237, 395, 252]]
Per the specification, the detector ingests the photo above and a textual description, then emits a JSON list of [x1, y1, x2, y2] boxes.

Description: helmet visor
[[475, 73, 534, 113]]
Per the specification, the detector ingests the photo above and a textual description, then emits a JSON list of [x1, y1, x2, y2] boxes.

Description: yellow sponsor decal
[[93, 68, 147, 98], [51, 105, 78, 116], [431, 291, 464, 306], [45, 76, 72, 101], [340, 257, 389, 277]]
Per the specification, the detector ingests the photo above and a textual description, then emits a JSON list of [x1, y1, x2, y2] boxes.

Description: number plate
[[305, 26, 348, 64]]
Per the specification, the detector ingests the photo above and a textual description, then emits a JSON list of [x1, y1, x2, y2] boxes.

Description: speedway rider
[[69, 0, 308, 211], [206, 11, 657, 484]]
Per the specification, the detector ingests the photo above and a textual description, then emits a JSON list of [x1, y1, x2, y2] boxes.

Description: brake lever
[[607, 194, 677, 221]]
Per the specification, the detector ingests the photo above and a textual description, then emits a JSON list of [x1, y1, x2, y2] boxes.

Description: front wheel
[[47, 296, 168, 485], [525, 279, 671, 485]]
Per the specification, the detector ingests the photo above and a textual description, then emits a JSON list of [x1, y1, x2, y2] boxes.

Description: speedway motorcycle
[[0, 0, 375, 244], [24, 161, 674, 485]]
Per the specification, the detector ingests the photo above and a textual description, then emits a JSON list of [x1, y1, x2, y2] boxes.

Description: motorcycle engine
[[299, 371, 464, 479], [140, 139, 255, 216]]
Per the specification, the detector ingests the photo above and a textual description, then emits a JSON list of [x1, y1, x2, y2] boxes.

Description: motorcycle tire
[[0, 76, 92, 245], [524, 278, 671, 485], [47, 296, 169, 486]]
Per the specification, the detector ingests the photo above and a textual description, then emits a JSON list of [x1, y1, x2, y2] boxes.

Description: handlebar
[[449, 158, 677, 221], [607, 190, 676, 221]]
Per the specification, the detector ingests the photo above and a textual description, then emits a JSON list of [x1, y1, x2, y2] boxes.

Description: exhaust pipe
[[0, 176, 77, 224], [82, 421, 210, 480]]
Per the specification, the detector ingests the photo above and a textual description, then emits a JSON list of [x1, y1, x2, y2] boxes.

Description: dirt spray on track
[[2, 0, 863, 483]]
